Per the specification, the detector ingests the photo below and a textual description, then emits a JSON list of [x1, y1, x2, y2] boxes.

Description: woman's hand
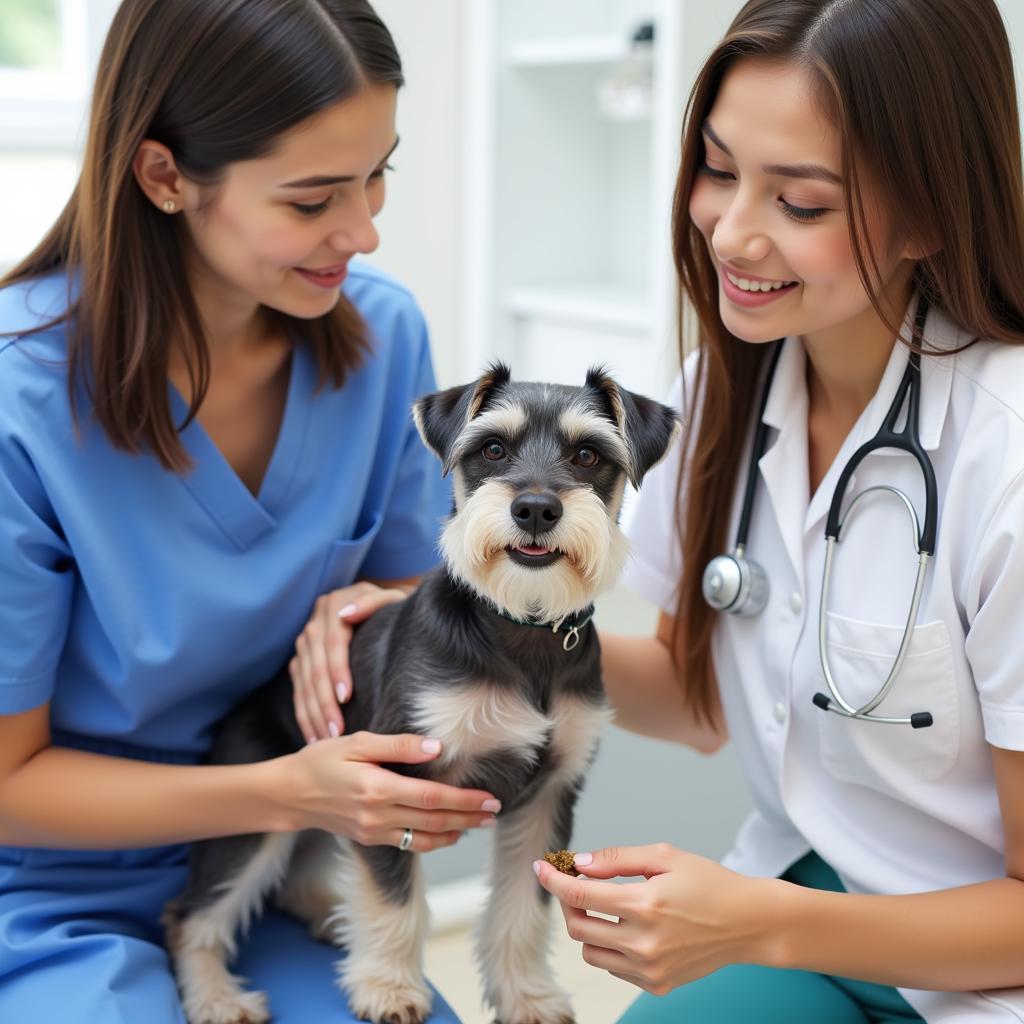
[[285, 730, 501, 852], [533, 843, 781, 994], [290, 580, 411, 743]]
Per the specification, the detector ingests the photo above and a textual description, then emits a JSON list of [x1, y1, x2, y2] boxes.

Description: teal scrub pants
[[618, 851, 924, 1024]]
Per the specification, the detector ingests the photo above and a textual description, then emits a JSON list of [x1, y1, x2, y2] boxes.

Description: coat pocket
[[816, 613, 960, 788]]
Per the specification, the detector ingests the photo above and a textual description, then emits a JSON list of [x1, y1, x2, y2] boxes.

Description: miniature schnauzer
[[165, 363, 678, 1024]]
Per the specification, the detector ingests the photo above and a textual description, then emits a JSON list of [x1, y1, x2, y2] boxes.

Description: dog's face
[[414, 364, 679, 621]]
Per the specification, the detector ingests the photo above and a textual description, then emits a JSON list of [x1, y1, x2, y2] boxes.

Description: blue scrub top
[[0, 262, 451, 756]]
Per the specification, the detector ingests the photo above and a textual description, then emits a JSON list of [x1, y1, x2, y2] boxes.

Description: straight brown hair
[[671, 0, 1024, 727], [0, 0, 402, 471]]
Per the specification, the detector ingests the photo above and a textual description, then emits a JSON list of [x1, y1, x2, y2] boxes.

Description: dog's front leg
[[331, 840, 433, 1024], [477, 782, 577, 1024]]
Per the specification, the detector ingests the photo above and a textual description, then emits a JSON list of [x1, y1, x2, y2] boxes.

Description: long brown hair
[[672, 0, 1024, 726], [0, 0, 402, 471]]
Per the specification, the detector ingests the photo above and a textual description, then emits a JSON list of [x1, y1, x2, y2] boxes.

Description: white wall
[[363, 0, 466, 387]]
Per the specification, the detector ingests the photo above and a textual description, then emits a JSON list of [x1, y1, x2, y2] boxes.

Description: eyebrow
[[702, 122, 842, 185], [279, 136, 400, 189]]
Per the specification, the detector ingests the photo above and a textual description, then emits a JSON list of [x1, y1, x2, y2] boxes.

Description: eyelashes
[[292, 200, 330, 216], [290, 164, 395, 217], [699, 163, 735, 183], [779, 199, 828, 222], [697, 163, 830, 223]]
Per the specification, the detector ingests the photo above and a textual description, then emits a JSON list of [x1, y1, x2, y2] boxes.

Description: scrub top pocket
[[314, 513, 384, 596], [815, 613, 961, 788]]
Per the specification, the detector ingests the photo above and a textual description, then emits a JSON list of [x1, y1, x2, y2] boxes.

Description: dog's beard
[[441, 479, 629, 621]]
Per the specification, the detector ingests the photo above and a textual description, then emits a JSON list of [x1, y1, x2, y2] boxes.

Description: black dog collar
[[495, 604, 596, 652]]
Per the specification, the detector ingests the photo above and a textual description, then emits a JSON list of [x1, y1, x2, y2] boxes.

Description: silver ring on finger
[[399, 827, 414, 852]]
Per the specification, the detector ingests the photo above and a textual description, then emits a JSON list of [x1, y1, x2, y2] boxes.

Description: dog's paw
[[344, 976, 433, 1024], [183, 988, 271, 1024], [490, 982, 574, 1024], [492, 1014, 575, 1024]]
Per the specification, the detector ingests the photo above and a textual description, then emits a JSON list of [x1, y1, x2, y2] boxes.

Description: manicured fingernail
[[305, 735, 316, 746], [532, 860, 542, 876], [336, 682, 348, 703], [480, 817, 496, 827], [574, 852, 593, 867], [328, 721, 340, 738], [422, 738, 441, 754], [481, 799, 501, 813], [338, 604, 357, 618]]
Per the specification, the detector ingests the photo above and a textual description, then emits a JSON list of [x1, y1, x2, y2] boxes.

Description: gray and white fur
[[164, 364, 679, 1024]]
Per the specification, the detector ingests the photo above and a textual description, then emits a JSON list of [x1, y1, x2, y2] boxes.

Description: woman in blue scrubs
[[0, 2, 499, 1021]]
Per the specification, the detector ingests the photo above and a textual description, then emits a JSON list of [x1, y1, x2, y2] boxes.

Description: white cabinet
[[462, 0, 692, 399]]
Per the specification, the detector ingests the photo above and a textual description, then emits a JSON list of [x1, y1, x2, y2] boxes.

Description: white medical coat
[[623, 301, 1024, 1022]]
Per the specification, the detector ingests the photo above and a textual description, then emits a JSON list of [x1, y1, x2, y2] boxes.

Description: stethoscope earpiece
[[812, 691, 934, 729]]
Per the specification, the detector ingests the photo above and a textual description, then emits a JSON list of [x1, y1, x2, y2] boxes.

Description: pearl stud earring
[[162, 200, 176, 212]]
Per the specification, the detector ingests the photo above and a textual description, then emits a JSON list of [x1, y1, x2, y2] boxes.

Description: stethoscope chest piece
[[702, 549, 769, 616]]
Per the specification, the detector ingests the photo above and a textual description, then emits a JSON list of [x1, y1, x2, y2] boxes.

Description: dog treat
[[543, 850, 579, 876]]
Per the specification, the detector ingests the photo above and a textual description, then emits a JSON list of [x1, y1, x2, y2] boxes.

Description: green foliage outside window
[[0, 0, 62, 70]]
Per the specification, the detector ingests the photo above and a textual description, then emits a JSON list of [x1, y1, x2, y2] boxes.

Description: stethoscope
[[702, 295, 937, 728]]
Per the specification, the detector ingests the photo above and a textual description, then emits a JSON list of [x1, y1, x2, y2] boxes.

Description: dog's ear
[[413, 362, 512, 475], [585, 366, 680, 488], [412, 384, 469, 472]]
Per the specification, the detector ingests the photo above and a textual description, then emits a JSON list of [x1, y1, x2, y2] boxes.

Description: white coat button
[[789, 591, 803, 614], [773, 701, 787, 724]]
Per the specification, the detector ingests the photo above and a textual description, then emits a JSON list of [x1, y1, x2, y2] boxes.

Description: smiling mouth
[[507, 545, 564, 568], [724, 269, 798, 292], [304, 263, 345, 273]]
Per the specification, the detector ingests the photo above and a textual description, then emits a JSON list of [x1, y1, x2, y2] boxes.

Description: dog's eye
[[482, 439, 506, 461], [572, 447, 600, 468]]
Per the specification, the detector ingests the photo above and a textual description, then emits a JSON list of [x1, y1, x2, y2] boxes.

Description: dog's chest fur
[[408, 683, 611, 793]]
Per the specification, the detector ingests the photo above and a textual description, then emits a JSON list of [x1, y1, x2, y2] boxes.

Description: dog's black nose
[[511, 492, 562, 535]]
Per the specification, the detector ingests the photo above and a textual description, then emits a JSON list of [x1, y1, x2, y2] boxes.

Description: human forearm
[[541, 845, 1024, 1000], [600, 628, 725, 753], [765, 876, 1024, 991], [0, 745, 295, 849]]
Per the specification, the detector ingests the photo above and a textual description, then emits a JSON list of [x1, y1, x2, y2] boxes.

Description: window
[[0, 1, 119, 270], [0, 0, 118, 151], [0, 1, 64, 70]]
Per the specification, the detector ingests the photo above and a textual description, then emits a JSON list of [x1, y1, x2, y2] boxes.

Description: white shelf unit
[[462, 0, 689, 399], [505, 35, 634, 68]]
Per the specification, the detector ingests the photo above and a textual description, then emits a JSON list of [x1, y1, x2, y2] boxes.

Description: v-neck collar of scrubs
[[168, 339, 315, 551], [756, 299, 959, 589]]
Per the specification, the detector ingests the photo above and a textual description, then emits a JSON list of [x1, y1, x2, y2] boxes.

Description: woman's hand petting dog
[[285, 731, 501, 852], [290, 580, 412, 743]]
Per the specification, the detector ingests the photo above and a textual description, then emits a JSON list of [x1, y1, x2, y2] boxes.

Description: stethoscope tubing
[[813, 296, 937, 728], [706, 294, 938, 728], [823, 348, 938, 557], [816, 530, 932, 726]]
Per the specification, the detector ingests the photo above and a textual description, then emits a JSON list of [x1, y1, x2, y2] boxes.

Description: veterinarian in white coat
[[532, 2, 1024, 1022]]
